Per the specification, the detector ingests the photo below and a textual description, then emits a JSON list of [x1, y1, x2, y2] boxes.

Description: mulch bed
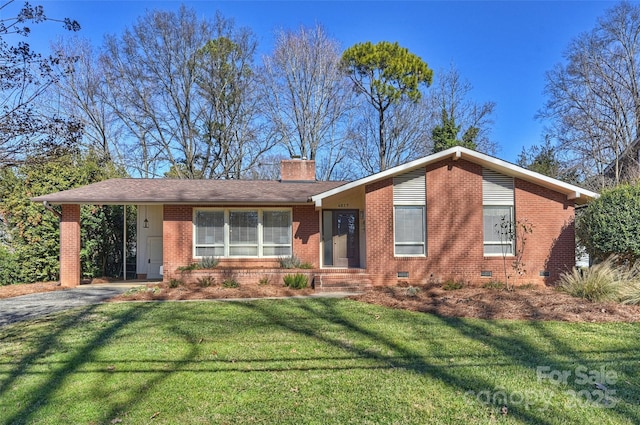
[[350, 285, 640, 323]]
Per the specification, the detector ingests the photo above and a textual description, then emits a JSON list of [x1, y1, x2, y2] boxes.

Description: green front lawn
[[0, 299, 638, 424]]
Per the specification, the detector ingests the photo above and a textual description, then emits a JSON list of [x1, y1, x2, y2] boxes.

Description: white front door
[[146, 236, 163, 279]]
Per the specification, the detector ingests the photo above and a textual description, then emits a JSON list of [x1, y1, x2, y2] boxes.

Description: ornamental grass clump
[[283, 273, 308, 289], [558, 256, 624, 302]]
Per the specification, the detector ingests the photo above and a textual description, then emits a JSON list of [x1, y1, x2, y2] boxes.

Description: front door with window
[[146, 236, 163, 279], [322, 210, 359, 267]]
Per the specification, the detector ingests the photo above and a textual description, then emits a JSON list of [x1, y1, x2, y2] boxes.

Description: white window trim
[[393, 205, 426, 257], [482, 205, 515, 257], [193, 208, 292, 258]]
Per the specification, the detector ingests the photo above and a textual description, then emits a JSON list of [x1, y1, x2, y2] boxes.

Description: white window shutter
[[482, 169, 514, 205], [393, 168, 426, 205]]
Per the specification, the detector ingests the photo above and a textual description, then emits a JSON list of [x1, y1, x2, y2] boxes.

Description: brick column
[[60, 204, 81, 287]]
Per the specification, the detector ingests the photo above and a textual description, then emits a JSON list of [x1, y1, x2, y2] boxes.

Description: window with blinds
[[194, 209, 292, 258], [482, 168, 514, 255], [393, 168, 426, 256]]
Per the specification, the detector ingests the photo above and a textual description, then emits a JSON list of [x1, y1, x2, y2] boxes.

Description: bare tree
[[194, 13, 270, 179], [259, 24, 353, 180], [539, 1, 640, 187], [100, 6, 267, 179], [348, 99, 432, 176], [49, 37, 125, 166], [427, 64, 497, 154], [0, 1, 81, 168]]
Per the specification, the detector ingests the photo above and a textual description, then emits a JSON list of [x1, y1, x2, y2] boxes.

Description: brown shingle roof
[[31, 178, 346, 205]]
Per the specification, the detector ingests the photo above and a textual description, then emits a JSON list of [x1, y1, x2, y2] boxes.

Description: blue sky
[[16, 0, 619, 162]]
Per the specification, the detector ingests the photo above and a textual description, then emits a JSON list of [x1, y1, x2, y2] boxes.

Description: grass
[[0, 299, 639, 424]]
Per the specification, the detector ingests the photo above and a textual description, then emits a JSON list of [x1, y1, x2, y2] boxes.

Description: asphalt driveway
[[0, 286, 131, 327]]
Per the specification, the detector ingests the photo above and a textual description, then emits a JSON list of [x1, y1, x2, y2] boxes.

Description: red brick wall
[[60, 204, 81, 287], [515, 179, 575, 284], [293, 205, 320, 267], [162, 204, 321, 280], [364, 158, 576, 286], [281, 160, 316, 181]]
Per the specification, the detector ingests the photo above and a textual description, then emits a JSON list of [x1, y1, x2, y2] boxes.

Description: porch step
[[313, 273, 372, 293]]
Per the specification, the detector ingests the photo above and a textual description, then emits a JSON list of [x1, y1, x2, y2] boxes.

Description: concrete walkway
[[0, 286, 132, 327]]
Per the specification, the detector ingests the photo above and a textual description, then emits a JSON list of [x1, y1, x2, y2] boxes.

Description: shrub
[[258, 276, 271, 286], [279, 255, 302, 269], [405, 286, 420, 297], [442, 279, 464, 290], [482, 280, 507, 290], [576, 184, 640, 263], [199, 256, 219, 269], [168, 278, 183, 288], [558, 256, 623, 302], [197, 275, 216, 288], [283, 273, 308, 289], [177, 263, 200, 272], [222, 279, 239, 288]]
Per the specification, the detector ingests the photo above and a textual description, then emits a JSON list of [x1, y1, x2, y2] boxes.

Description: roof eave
[[311, 146, 599, 206]]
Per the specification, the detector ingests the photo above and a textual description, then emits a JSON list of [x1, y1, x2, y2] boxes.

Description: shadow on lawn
[[239, 298, 640, 424], [0, 302, 163, 425], [1, 298, 638, 424]]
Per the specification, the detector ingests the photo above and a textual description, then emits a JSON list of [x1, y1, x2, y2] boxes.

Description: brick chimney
[[280, 158, 316, 182]]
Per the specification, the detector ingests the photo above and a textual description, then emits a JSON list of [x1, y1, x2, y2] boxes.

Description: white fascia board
[[311, 146, 599, 207], [463, 148, 600, 202], [310, 148, 459, 207]]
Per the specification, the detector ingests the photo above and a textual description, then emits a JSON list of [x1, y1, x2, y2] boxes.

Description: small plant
[[496, 216, 534, 290], [482, 280, 506, 290], [283, 273, 308, 289], [405, 286, 420, 297], [222, 278, 239, 288], [177, 263, 201, 272], [299, 262, 314, 269], [168, 278, 183, 288], [124, 285, 160, 296], [279, 255, 302, 269], [442, 279, 465, 290], [258, 276, 271, 286], [199, 256, 219, 269], [197, 275, 216, 288]]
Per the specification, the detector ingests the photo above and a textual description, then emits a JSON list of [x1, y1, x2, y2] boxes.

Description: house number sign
[[337, 203, 349, 208]]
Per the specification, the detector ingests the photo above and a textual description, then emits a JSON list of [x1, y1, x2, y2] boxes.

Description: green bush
[[258, 276, 271, 286], [558, 256, 630, 302], [405, 286, 420, 297], [482, 280, 506, 290], [0, 246, 19, 286], [442, 279, 464, 290], [168, 278, 183, 288], [199, 256, 219, 269], [177, 263, 200, 272], [283, 273, 308, 289], [197, 275, 216, 288], [576, 184, 640, 263], [222, 279, 239, 288]]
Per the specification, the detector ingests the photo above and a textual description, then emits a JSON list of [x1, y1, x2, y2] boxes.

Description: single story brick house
[[33, 146, 598, 289]]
